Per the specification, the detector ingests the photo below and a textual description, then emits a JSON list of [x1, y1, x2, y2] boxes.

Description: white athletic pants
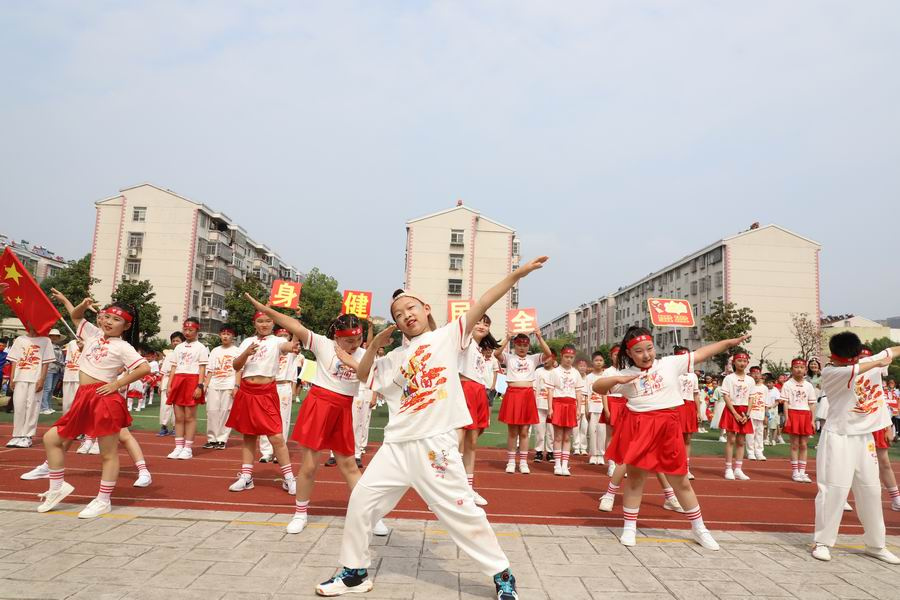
[[339, 430, 509, 576], [12, 382, 40, 438], [62, 381, 79, 415], [710, 400, 725, 430], [259, 383, 292, 456], [814, 430, 885, 549], [206, 387, 234, 443], [588, 412, 605, 458], [750, 418, 766, 456], [573, 414, 588, 452], [159, 389, 174, 427], [352, 397, 372, 458], [533, 408, 554, 452]]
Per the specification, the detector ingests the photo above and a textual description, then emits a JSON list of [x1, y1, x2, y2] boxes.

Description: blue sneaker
[[157, 427, 168, 437], [316, 567, 373, 596], [494, 569, 518, 600]]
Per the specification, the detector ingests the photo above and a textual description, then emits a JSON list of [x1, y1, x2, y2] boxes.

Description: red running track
[[2, 426, 899, 534]]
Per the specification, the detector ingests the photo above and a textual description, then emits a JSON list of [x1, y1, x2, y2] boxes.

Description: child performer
[[166, 318, 208, 460], [747, 367, 768, 461], [243, 298, 389, 538], [859, 347, 900, 514], [38, 290, 150, 517], [764, 375, 779, 446], [61, 338, 82, 415], [495, 331, 552, 474], [532, 350, 556, 463], [675, 347, 701, 479], [145, 351, 159, 406], [482, 345, 500, 407], [318, 258, 547, 599], [157, 332, 183, 437], [4, 327, 55, 448], [721, 351, 753, 481], [259, 327, 299, 462], [594, 326, 748, 549], [781, 358, 817, 482], [548, 344, 585, 476], [203, 325, 240, 449], [572, 358, 590, 455], [602, 345, 626, 477], [459, 314, 499, 505], [126, 379, 144, 412], [812, 333, 900, 563], [585, 351, 606, 465]]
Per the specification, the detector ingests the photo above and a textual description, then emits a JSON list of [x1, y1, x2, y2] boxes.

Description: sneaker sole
[[316, 580, 374, 596], [37, 483, 74, 513], [78, 506, 111, 519], [21, 472, 50, 480], [229, 482, 254, 492]]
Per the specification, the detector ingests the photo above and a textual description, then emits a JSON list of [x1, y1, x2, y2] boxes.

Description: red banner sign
[[342, 290, 373, 319], [268, 280, 302, 310], [647, 298, 695, 327], [507, 308, 538, 335], [447, 299, 472, 322]]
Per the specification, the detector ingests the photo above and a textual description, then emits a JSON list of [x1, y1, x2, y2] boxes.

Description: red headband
[[749, 366, 761, 373], [831, 354, 858, 365], [103, 306, 133, 323], [791, 359, 806, 367], [275, 328, 288, 335], [733, 353, 749, 361], [859, 349, 873, 357], [220, 328, 235, 335], [253, 311, 267, 320], [182, 321, 199, 331], [626, 334, 652, 349], [561, 349, 576, 356], [334, 327, 362, 338], [674, 349, 689, 356]]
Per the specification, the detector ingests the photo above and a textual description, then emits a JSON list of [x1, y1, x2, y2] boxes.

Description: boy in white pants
[[812, 332, 900, 564], [203, 325, 240, 449], [316, 257, 548, 599], [585, 351, 606, 465], [532, 352, 556, 462], [5, 329, 55, 448], [747, 366, 768, 460], [259, 328, 298, 461], [61, 339, 82, 414]]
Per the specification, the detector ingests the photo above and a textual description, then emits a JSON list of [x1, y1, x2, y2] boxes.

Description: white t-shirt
[[780, 378, 817, 412], [765, 387, 780, 409], [277, 351, 299, 382], [367, 315, 473, 442], [722, 373, 752, 407], [534, 367, 555, 410], [602, 366, 625, 400], [502, 351, 544, 383], [208, 345, 241, 390], [679, 372, 700, 402], [148, 360, 160, 376], [482, 355, 499, 389], [63, 340, 82, 383], [584, 372, 604, 413], [748, 384, 768, 420], [75, 321, 146, 383], [550, 365, 585, 399], [7, 335, 55, 383], [302, 331, 364, 397], [458, 341, 487, 383], [823, 350, 893, 435], [610, 353, 694, 413], [238, 335, 285, 379], [171, 341, 209, 375], [160, 352, 174, 391]]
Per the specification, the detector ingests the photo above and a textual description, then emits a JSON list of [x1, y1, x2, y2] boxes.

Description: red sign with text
[[507, 308, 538, 335], [342, 290, 373, 320], [447, 300, 472, 322], [268, 280, 302, 310], [647, 298, 695, 327]]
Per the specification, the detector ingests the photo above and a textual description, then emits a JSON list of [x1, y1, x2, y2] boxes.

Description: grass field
[[3, 390, 899, 459]]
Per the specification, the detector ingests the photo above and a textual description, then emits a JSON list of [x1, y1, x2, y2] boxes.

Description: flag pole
[[59, 319, 78, 340]]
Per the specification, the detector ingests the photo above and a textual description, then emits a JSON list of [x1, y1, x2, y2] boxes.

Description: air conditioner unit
[[200, 306, 210, 313], [204, 279, 214, 286], [206, 254, 216, 261], [122, 274, 131, 281], [128, 248, 138, 257]]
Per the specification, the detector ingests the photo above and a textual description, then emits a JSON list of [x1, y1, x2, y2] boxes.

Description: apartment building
[[91, 183, 302, 338], [541, 224, 821, 367], [404, 201, 520, 339], [0, 235, 70, 282]]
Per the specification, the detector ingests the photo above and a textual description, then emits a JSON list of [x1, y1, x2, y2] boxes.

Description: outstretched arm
[[50, 288, 96, 330], [465, 256, 548, 336], [693, 335, 751, 365], [244, 293, 310, 342], [356, 325, 397, 382], [592, 373, 638, 395], [534, 330, 552, 358]]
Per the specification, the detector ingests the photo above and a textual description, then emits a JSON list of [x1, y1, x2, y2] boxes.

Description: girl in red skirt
[[166, 318, 209, 460], [495, 332, 552, 474], [593, 326, 748, 550], [720, 351, 753, 481], [244, 296, 388, 538], [674, 347, 701, 479], [458, 315, 499, 505], [38, 289, 150, 518], [780, 358, 818, 482], [859, 347, 900, 511], [548, 344, 585, 476]]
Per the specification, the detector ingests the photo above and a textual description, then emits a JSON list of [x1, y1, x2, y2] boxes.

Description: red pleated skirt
[[720, 405, 754, 434], [54, 383, 132, 439], [292, 385, 355, 456], [461, 379, 490, 430], [783, 408, 814, 436], [550, 397, 578, 428], [499, 386, 539, 425], [606, 407, 687, 475], [680, 400, 699, 433], [604, 396, 627, 428], [167, 373, 205, 406], [873, 427, 891, 449], [227, 380, 281, 435]]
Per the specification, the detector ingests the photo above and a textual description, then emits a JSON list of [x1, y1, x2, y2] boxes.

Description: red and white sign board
[[268, 280, 302, 310], [447, 300, 472, 322], [507, 308, 538, 335], [647, 298, 695, 327], [342, 290, 373, 320]]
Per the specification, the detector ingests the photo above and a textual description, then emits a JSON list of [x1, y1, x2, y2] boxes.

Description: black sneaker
[[202, 441, 217, 449], [259, 455, 274, 463], [534, 451, 543, 463], [216, 442, 227, 450], [546, 451, 554, 461], [493, 568, 518, 600], [325, 456, 336, 467], [355, 457, 363, 469], [316, 567, 373, 596]]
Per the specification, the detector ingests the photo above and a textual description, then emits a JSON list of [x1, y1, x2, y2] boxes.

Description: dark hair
[[860, 344, 872, 354], [475, 315, 500, 350], [327, 313, 361, 340], [170, 331, 185, 342], [673, 345, 688, 354], [829, 331, 862, 360], [107, 302, 140, 347], [764, 374, 776, 383], [806, 358, 821, 376], [617, 326, 651, 369], [591, 350, 605, 360], [219, 324, 236, 334], [512, 333, 530, 345]]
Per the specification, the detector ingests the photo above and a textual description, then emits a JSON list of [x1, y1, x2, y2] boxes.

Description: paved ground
[[1, 499, 899, 600]]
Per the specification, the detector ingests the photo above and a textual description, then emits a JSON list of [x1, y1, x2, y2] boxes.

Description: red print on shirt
[[635, 372, 664, 396], [852, 376, 883, 415], [399, 345, 448, 414], [16, 344, 42, 370], [86, 339, 110, 364]]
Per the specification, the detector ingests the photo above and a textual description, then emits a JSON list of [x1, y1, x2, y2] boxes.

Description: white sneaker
[[76, 439, 92, 454], [78, 498, 111, 519], [167, 447, 183, 459], [843, 502, 852, 511], [133, 472, 152, 488], [734, 469, 750, 481], [777, 437, 786, 444], [473, 491, 488, 506], [687, 471, 695, 480], [36, 482, 74, 513], [553, 464, 562, 476], [283, 477, 297, 495], [518, 462, 530, 474], [5, 437, 19, 448], [598, 495, 615, 512], [228, 474, 254, 492], [176, 447, 193, 460], [758, 454, 767, 461], [505, 462, 515, 474], [561, 465, 571, 477], [663, 497, 684, 512], [891, 502, 900, 512], [588, 456, 597, 465], [372, 519, 389, 536], [724, 468, 735, 481], [316, 569, 373, 596], [88, 442, 99, 455], [718, 435, 727, 443], [692, 528, 720, 551], [285, 515, 307, 534], [792, 473, 805, 482], [812, 544, 832, 561], [864, 547, 900, 564], [21, 463, 50, 480], [746, 452, 756, 460], [607, 461, 616, 477], [598, 457, 605, 465], [800, 473, 813, 483], [619, 528, 636, 547]]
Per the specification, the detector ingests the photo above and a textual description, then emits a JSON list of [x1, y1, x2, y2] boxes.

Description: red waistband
[[238, 380, 277, 392], [554, 396, 576, 404], [308, 384, 354, 402]]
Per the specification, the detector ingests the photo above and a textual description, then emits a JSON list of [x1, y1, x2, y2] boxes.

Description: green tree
[[869, 337, 900, 382], [42, 254, 98, 330], [701, 300, 756, 370], [764, 360, 790, 378], [223, 277, 269, 337], [531, 332, 576, 356], [110, 280, 161, 343], [298, 268, 342, 335]]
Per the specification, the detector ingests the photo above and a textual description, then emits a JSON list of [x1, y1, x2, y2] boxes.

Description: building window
[[699, 278, 706, 293], [204, 268, 215, 281], [449, 253, 464, 270], [715, 271, 723, 287], [708, 247, 723, 264], [512, 239, 520, 256], [450, 229, 464, 246], [511, 287, 519, 305], [132, 207, 146, 222], [690, 281, 698, 295], [202, 293, 212, 306], [126, 260, 141, 275], [448, 279, 463, 297], [192, 290, 200, 308], [127, 232, 143, 249]]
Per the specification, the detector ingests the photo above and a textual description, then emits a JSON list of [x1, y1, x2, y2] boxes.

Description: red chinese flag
[[0, 248, 62, 335]]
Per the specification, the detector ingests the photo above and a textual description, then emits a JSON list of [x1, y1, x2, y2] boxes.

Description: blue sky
[[2, 1, 899, 321]]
